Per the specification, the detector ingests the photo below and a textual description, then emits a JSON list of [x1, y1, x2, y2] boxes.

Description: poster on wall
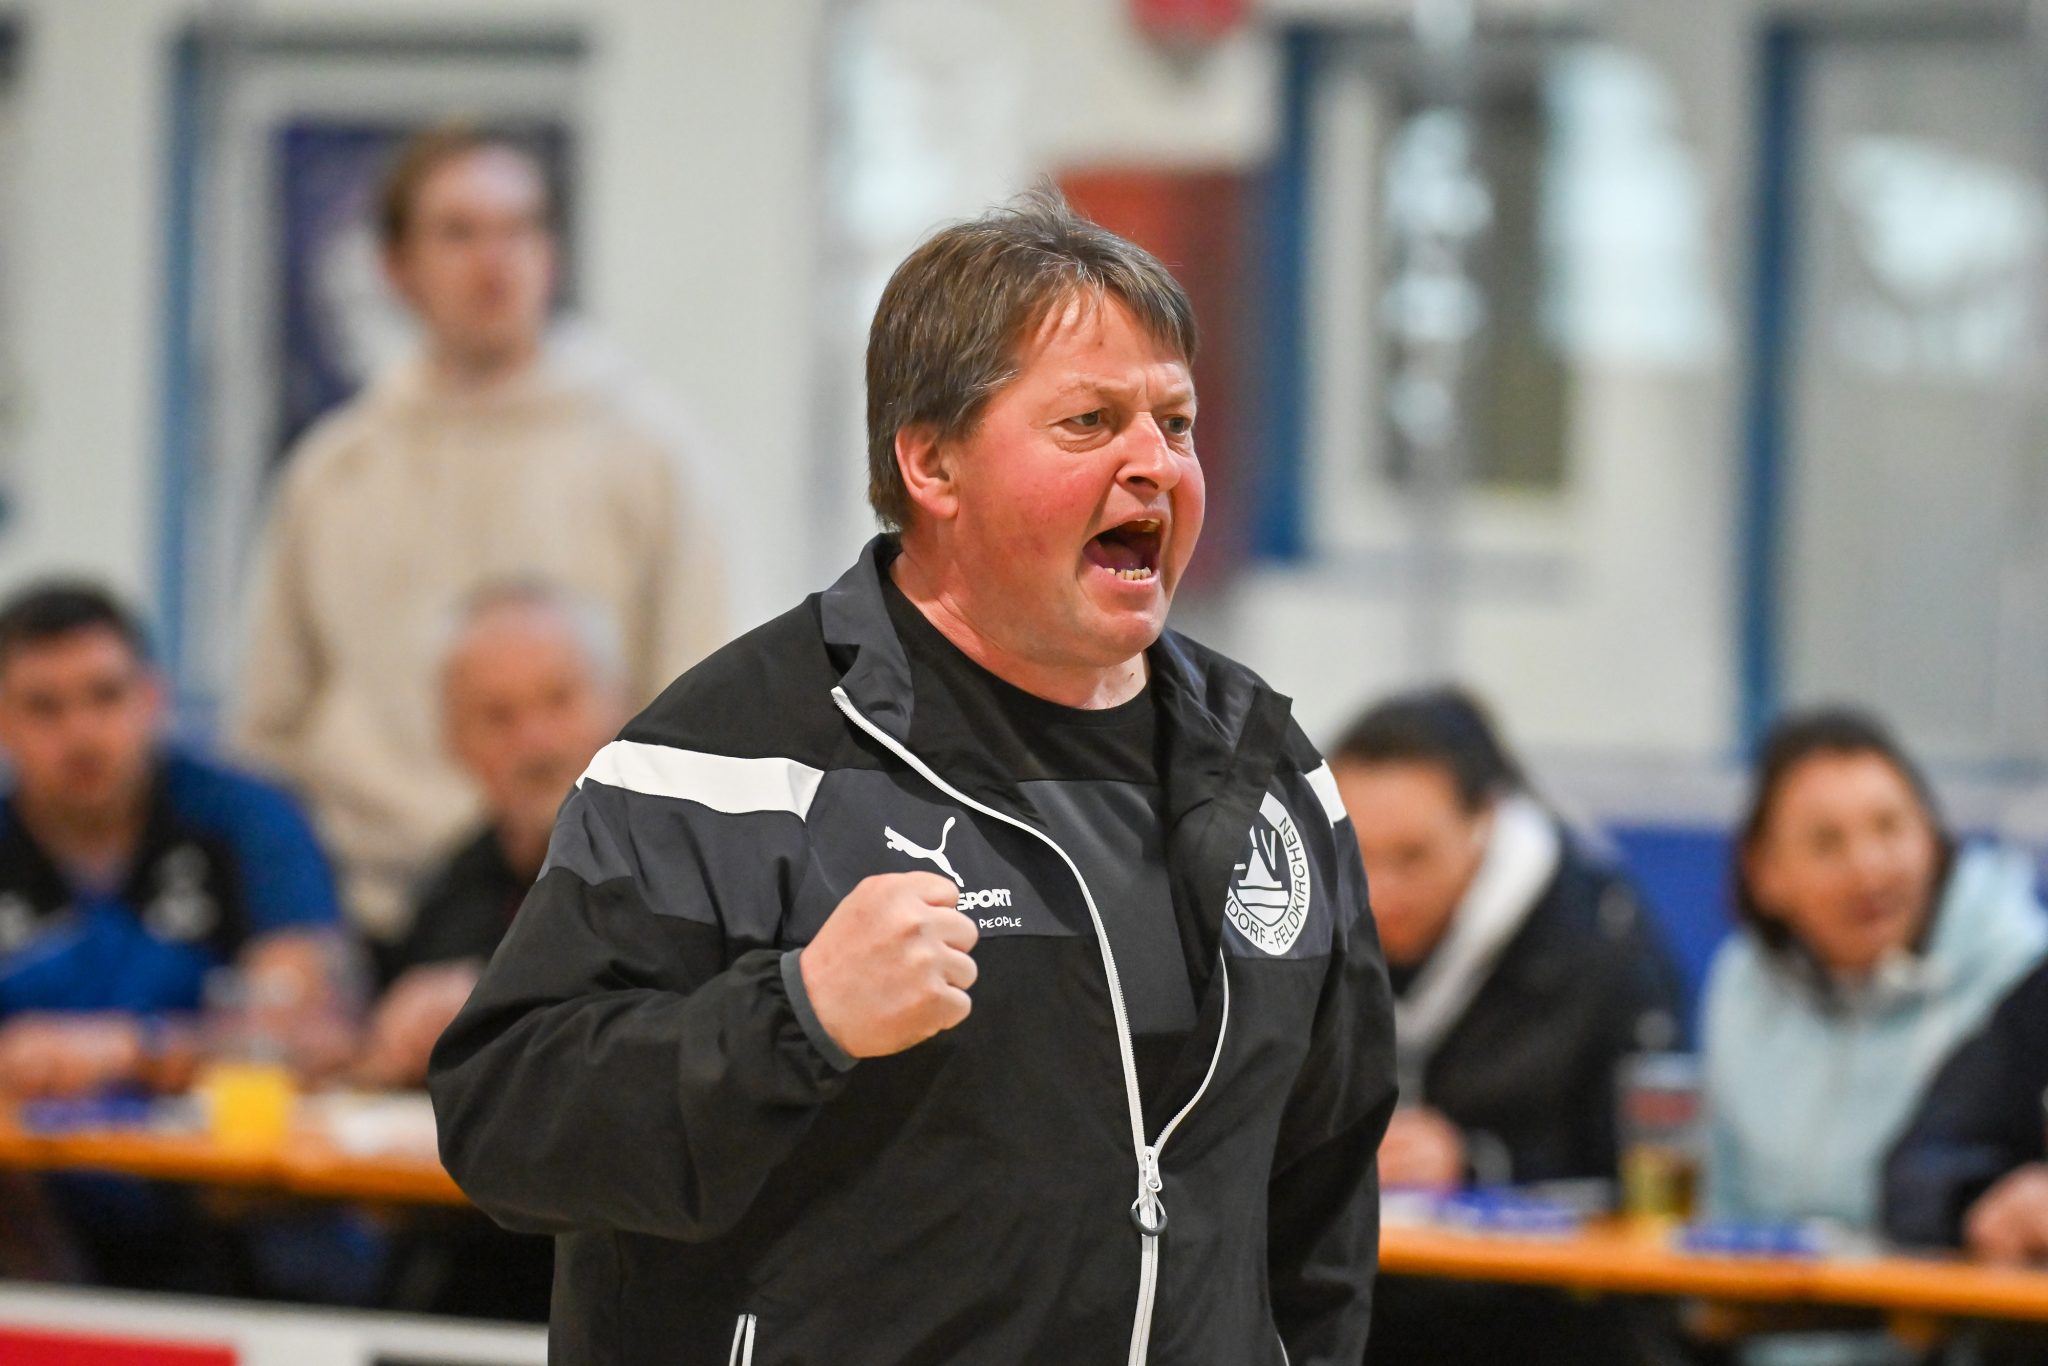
[[272, 118, 576, 463]]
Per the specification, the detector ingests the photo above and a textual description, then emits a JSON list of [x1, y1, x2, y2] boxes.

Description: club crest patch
[[1226, 792, 1312, 955]]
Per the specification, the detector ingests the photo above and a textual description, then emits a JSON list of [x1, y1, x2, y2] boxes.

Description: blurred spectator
[[355, 580, 626, 1091], [229, 123, 727, 948], [0, 581, 347, 1094], [1885, 956, 2048, 1263], [1331, 687, 1682, 1189], [0, 581, 350, 1291], [1331, 686, 1682, 1366], [1704, 708, 2048, 1243], [348, 581, 625, 1324]]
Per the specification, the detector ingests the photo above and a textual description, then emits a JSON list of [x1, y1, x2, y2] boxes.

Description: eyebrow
[[1046, 376, 1197, 408]]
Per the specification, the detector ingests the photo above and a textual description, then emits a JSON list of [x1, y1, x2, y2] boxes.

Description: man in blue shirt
[[0, 581, 345, 1098]]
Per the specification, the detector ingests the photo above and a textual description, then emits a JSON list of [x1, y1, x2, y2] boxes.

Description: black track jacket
[[429, 539, 1398, 1365]]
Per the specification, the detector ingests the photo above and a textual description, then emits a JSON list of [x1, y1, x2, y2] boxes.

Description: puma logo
[[884, 816, 965, 887]]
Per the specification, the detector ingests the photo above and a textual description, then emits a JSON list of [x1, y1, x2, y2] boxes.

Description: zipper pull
[[1130, 1144, 1167, 1236]]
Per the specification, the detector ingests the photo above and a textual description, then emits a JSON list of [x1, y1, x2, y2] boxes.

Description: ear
[[894, 423, 960, 525]]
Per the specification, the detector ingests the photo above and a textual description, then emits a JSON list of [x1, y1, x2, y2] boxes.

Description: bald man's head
[[440, 583, 627, 863]]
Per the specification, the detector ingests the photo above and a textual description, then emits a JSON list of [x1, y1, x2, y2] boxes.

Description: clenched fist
[[799, 873, 978, 1059]]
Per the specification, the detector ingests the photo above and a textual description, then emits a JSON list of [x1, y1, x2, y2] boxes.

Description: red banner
[[0, 1326, 236, 1365]]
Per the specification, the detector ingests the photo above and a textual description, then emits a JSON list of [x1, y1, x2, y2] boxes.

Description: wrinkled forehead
[[982, 291, 1196, 419], [1012, 285, 1193, 370], [442, 600, 622, 700]]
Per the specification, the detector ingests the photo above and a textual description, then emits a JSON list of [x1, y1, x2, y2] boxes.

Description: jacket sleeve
[[427, 766, 854, 1240], [219, 776, 343, 937], [1883, 963, 2048, 1248], [1268, 806, 1399, 1365]]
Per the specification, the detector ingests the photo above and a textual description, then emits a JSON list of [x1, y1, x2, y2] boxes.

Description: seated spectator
[[229, 123, 726, 948], [1331, 686, 1683, 1366], [1885, 956, 2048, 1263], [0, 581, 349, 1292], [348, 581, 625, 1322], [1331, 687, 1683, 1189], [354, 580, 626, 1090], [1705, 708, 2048, 1240], [0, 581, 348, 1094]]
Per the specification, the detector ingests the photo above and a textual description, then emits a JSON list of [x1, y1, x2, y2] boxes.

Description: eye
[[1161, 413, 1194, 437], [1065, 410, 1105, 430]]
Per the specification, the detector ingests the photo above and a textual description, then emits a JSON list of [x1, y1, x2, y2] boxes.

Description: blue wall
[[1608, 824, 1736, 1023]]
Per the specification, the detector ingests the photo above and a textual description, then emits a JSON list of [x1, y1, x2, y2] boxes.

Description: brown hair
[[377, 123, 554, 250], [863, 184, 1198, 531]]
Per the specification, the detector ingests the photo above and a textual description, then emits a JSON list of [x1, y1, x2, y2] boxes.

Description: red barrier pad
[[0, 1326, 235, 1365]]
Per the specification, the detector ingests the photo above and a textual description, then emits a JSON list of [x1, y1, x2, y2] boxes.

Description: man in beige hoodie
[[230, 127, 727, 944]]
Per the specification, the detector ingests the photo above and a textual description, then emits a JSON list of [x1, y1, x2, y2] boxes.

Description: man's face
[[385, 146, 555, 370], [443, 608, 622, 841], [928, 294, 1204, 670], [1334, 760, 1491, 968], [0, 628, 162, 824]]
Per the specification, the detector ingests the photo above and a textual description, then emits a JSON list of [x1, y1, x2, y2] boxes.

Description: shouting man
[[431, 190, 1396, 1365]]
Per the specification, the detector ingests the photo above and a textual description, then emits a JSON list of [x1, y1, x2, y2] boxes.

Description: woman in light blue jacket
[[1705, 709, 2048, 1232]]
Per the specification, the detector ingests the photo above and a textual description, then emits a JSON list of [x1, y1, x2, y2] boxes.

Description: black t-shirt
[[382, 826, 532, 986], [881, 576, 1197, 1104]]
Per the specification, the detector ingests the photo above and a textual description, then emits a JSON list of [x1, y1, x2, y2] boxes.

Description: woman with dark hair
[[1703, 708, 2048, 1242], [1332, 686, 1683, 1366]]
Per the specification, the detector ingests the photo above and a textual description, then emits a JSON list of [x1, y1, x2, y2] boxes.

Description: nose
[[1118, 416, 1183, 494]]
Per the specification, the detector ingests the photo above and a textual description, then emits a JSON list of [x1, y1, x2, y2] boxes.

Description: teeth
[[1114, 567, 1156, 581], [1129, 519, 1161, 533]]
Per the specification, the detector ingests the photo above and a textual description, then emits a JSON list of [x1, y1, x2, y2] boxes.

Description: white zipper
[[728, 1312, 756, 1366], [1127, 953, 1230, 1363], [832, 686, 1232, 1364]]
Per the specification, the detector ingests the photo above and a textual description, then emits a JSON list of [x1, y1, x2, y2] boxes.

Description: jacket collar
[[819, 537, 919, 745], [819, 535, 1287, 787]]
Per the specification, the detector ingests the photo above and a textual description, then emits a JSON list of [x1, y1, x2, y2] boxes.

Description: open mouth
[[1084, 517, 1164, 583]]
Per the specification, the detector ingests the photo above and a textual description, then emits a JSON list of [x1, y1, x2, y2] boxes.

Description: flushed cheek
[[995, 466, 1098, 535], [1166, 469, 1207, 577]]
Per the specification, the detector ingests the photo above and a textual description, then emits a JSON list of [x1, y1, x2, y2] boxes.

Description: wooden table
[[1381, 1220, 2048, 1325], [1, 1109, 2043, 1327], [0, 1105, 466, 1207]]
